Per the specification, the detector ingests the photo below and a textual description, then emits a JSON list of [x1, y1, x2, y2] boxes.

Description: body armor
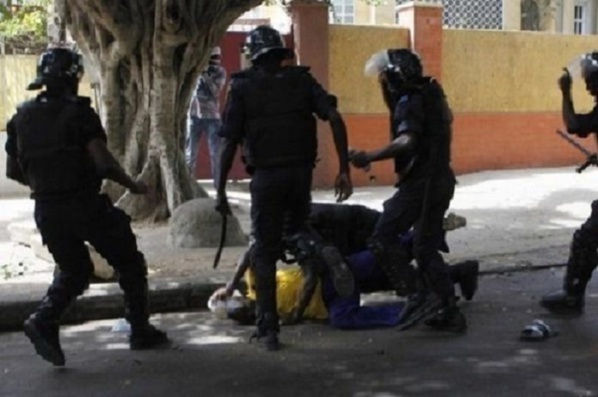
[[235, 67, 318, 168], [13, 96, 101, 199]]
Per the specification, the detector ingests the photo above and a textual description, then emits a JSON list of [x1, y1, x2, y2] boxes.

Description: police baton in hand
[[555, 129, 598, 173]]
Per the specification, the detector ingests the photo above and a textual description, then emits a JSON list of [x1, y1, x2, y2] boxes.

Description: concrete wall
[[0, 55, 96, 128]]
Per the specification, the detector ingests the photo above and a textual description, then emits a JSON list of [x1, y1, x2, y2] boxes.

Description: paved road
[[1, 267, 597, 397]]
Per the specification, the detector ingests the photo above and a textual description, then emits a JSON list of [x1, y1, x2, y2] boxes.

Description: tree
[[55, 1, 264, 221]]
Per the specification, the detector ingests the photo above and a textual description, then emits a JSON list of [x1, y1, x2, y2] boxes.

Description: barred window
[[331, 0, 355, 24], [397, 0, 503, 30]]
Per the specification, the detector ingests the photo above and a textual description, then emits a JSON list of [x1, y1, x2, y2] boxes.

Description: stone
[[167, 198, 247, 248]]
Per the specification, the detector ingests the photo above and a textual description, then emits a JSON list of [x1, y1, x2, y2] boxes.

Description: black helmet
[[243, 25, 293, 62], [27, 47, 85, 91], [385, 48, 423, 84]]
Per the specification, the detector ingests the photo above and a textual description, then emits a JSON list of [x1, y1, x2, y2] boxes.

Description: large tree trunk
[[55, 0, 263, 221]]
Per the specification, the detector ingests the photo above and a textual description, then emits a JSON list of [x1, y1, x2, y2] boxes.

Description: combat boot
[[251, 312, 280, 351], [23, 314, 65, 366], [540, 290, 584, 315], [129, 323, 170, 350], [450, 260, 479, 301], [320, 245, 355, 298], [424, 304, 467, 333]]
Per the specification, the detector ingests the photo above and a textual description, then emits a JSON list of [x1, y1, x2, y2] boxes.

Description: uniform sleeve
[[306, 73, 338, 121], [78, 105, 107, 145], [219, 79, 245, 142], [574, 106, 598, 137]]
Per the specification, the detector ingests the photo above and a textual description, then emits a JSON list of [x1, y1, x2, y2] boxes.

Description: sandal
[[520, 319, 559, 341]]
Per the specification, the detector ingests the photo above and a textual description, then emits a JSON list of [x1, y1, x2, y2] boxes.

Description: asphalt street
[[1, 267, 597, 397]]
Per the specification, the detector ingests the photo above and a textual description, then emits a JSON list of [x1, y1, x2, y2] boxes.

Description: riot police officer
[[5, 47, 168, 366], [216, 25, 353, 350], [350, 49, 466, 332], [541, 52, 598, 314]]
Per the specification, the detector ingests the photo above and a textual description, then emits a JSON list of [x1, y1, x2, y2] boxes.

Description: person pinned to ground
[[5, 47, 169, 367], [215, 25, 353, 351], [210, 202, 478, 331]]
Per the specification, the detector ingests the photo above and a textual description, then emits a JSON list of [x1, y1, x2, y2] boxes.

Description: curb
[[0, 262, 568, 333], [0, 278, 220, 332]]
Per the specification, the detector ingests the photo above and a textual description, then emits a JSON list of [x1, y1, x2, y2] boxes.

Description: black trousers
[[34, 194, 149, 325], [249, 165, 312, 327], [371, 172, 456, 300]]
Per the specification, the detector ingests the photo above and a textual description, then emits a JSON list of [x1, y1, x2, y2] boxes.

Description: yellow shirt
[[245, 267, 328, 320]]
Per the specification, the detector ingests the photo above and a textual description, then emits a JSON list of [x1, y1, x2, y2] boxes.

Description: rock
[[7, 220, 115, 280], [167, 198, 247, 248]]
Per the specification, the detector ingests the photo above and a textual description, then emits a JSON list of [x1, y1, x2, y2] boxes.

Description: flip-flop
[[520, 319, 559, 341]]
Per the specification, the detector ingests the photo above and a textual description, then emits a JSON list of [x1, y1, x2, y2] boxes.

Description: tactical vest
[[237, 67, 317, 168], [14, 96, 101, 200], [392, 78, 453, 181]]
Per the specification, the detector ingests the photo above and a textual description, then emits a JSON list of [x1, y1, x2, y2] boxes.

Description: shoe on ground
[[443, 213, 467, 231], [23, 316, 65, 366], [250, 329, 280, 351], [396, 291, 442, 331], [129, 324, 170, 350], [540, 290, 584, 315], [321, 246, 355, 298], [424, 306, 467, 333], [458, 260, 479, 301]]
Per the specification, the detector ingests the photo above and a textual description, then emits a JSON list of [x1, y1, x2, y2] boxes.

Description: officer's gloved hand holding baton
[[215, 192, 232, 215]]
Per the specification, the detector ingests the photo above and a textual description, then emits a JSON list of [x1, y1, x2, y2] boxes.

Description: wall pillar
[[396, 1, 443, 81], [289, 2, 335, 188]]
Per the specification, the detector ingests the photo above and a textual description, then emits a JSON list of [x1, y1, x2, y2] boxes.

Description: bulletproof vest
[[236, 67, 317, 168], [13, 95, 101, 200], [392, 78, 453, 181]]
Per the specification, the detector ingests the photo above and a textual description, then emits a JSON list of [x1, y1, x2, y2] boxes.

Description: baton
[[555, 129, 598, 173], [213, 213, 227, 269]]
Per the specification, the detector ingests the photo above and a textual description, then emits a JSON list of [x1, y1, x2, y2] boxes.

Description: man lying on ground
[[210, 203, 478, 330]]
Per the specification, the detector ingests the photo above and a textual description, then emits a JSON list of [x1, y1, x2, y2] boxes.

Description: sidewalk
[[1, 165, 597, 331]]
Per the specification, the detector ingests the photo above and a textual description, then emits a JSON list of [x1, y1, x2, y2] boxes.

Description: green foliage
[[0, 0, 52, 39]]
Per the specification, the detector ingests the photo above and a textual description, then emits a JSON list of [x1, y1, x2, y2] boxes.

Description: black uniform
[[6, 94, 150, 334], [371, 77, 457, 303], [220, 65, 337, 332]]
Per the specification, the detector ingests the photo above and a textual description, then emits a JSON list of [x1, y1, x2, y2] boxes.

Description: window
[[331, 0, 354, 24], [574, 1, 588, 34]]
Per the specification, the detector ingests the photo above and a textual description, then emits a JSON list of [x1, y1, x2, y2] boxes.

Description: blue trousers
[[185, 116, 221, 186], [322, 250, 404, 329]]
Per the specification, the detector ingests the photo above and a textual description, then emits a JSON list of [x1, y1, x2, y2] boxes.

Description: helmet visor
[[364, 50, 391, 77]]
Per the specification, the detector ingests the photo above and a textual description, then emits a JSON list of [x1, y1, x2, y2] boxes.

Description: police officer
[[216, 25, 353, 350], [5, 48, 168, 366], [541, 52, 598, 314], [350, 49, 466, 332]]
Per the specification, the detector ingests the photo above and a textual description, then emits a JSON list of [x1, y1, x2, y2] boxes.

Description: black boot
[[23, 281, 77, 367], [450, 260, 479, 301], [129, 324, 170, 350], [121, 279, 169, 350], [23, 314, 65, 366], [540, 290, 584, 314], [251, 312, 280, 351], [424, 298, 467, 333], [320, 245, 355, 298]]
